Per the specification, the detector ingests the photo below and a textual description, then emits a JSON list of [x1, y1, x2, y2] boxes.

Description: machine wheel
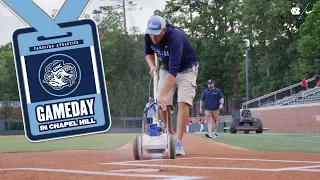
[[133, 134, 142, 160], [168, 134, 176, 159], [230, 118, 240, 134], [254, 119, 263, 133]]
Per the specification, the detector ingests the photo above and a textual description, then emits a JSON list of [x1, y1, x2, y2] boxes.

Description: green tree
[[295, 0, 320, 79], [0, 44, 19, 101], [94, 6, 150, 116]]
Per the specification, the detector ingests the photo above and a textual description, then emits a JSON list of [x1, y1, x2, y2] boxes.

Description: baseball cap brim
[[145, 28, 162, 35]]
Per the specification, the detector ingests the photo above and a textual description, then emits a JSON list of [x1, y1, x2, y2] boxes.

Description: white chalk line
[[194, 157, 320, 164], [101, 157, 196, 165], [101, 157, 320, 165], [277, 165, 320, 171], [102, 163, 278, 172], [100, 163, 320, 172], [293, 169, 320, 172], [106, 168, 160, 173], [0, 168, 204, 180], [100, 157, 320, 173]]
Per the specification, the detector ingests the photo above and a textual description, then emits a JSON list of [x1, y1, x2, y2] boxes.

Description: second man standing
[[199, 79, 224, 138]]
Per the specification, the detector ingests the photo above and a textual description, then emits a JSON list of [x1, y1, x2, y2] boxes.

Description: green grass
[[193, 133, 320, 153], [0, 134, 134, 153]]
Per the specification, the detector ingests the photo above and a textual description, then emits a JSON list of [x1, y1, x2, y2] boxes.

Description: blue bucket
[[149, 124, 160, 136]]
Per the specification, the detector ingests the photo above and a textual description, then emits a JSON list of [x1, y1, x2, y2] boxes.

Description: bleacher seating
[[242, 76, 320, 109], [257, 87, 320, 108]]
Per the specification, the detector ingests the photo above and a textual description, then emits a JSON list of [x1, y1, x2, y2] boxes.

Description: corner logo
[[39, 54, 81, 97], [291, 7, 300, 15]]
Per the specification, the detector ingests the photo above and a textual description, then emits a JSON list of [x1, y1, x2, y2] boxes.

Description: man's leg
[[176, 102, 189, 141], [213, 110, 220, 138], [145, 123, 149, 133], [159, 106, 174, 134], [157, 68, 176, 134], [145, 118, 152, 133], [204, 110, 213, 138], [214, 120, 218, 133], [175, 65, 198, 155], [213, 119, 219, 138]]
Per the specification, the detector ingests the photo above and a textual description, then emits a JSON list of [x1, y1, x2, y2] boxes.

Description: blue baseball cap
[[145, 16, 166, 35], [208, 79, 215, 84]]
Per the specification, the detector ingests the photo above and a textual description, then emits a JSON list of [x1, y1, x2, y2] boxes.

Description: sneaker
[[214, 133, 219, 138], [205, 132, 212, 138], [175, 140, 185, 156]]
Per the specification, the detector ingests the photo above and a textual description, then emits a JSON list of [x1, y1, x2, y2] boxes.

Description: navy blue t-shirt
[[144, 24, 198, 77], [200, 88, 224, 110]]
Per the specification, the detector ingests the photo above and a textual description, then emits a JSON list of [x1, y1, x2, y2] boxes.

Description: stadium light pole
[[244, 50, 249, 108]]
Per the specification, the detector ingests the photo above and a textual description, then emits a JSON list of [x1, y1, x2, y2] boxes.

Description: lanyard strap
[[1, 0, 91, 38]]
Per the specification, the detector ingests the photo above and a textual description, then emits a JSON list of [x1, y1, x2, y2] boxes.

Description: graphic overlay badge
[[0, 0, 112, 142]]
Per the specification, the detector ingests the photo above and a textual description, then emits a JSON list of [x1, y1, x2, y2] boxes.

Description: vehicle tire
[[230, 118, 240, 134], [255, 119, 263, 133], [133, 134, 142, 160]]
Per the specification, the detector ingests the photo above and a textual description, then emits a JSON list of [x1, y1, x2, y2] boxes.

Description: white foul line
[[101, 157, 196, 165], [277, 165, 320, 171], [293, 169, 320, 172], [195, 157, 320, 164], [101, 162, 320, 172], [101, 157, 320, 166], [102, 163, 280, 172], [0, 168, 204, 180], [100, 156, 320, 173]]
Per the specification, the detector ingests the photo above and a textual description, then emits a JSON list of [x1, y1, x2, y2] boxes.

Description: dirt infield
[[1, 134, 320, 180]]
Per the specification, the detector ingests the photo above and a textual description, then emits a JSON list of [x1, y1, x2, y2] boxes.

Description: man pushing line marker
[[144, 15, 199, 156]]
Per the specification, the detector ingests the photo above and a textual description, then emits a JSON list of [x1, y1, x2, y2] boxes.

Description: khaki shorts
[[157, 64, 198, 107], [205, 110, 220, 122]]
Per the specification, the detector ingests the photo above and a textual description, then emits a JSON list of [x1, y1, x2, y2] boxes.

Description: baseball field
[[1, 132, 320, 180]]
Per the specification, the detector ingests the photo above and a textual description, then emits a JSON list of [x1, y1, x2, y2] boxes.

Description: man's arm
[[144, 35, 156, 69], [199, 90, 205, 109], [159, 36, 183, 98], [220, 98, 224, 105], [143, 104, 148, 116], [219, 90, 225, 106], [143, 104, 148, 112], [146, 55, 156, 69]]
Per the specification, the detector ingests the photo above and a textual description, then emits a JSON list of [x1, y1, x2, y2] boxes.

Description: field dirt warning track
[[1, 134, 320, 180]]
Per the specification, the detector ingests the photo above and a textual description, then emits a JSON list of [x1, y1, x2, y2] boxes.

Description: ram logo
[[42, 60, 77, 91]]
